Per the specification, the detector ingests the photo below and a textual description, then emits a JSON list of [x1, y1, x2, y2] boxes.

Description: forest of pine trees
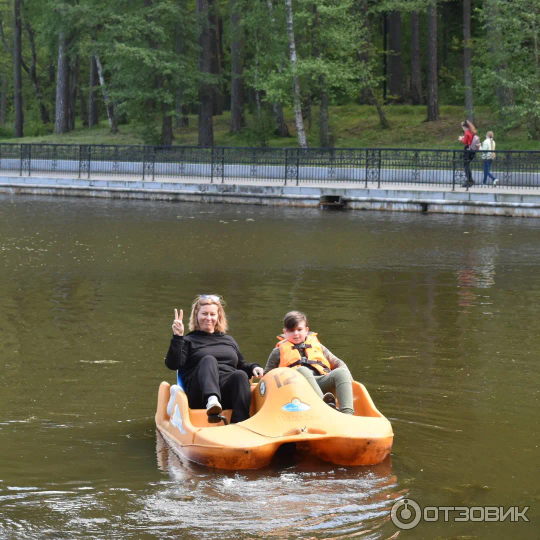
[[0, 0, 538, 147]]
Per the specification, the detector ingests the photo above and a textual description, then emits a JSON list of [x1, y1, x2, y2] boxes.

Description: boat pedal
[[208, 414, 229, 425]]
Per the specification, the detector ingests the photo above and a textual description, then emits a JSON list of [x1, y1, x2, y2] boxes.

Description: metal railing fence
[[1, 143, 539, 189]]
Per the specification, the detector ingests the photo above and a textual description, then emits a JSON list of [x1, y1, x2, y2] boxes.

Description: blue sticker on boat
[[282, 398, 311, 412], [259, 380, 266, 397], [171, 404, 186, 434]]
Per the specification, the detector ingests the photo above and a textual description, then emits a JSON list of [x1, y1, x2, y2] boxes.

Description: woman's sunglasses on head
[[200, 294, 220, 303]]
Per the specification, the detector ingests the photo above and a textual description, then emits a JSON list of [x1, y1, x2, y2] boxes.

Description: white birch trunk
[[94, 53, 118, 134], [284, 0, 307, 147]]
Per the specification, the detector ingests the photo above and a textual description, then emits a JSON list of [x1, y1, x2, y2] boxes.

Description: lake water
[[0, 194, 538, 539]]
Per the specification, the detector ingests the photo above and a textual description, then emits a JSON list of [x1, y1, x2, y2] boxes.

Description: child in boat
[[264, 311, 355, 414]]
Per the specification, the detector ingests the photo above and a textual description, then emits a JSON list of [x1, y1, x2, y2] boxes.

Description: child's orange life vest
[[276, 333, 331, 375]]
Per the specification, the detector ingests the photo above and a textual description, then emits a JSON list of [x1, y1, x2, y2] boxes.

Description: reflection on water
[[457, 244, 498, 308], [154, 432, 401, 539], [1, 195, 540, 539]]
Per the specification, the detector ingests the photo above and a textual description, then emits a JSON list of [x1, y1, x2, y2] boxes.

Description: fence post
[[152, 147, 156, 181], [28, 144, 31, 176], [365, 149, 368, 188], [296, 148, 300, 186], [87, 145, 92, 179], [452, 150, 456, 191], [142, 146, 146, 181], [220, 148, 225, 184], [19, 144, 23, 176], [284, 148, 288, 186], [210, 147, 214, 184], [377, 149, 381, 188]]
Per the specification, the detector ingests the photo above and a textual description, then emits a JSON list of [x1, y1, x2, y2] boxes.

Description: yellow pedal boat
[[155, 367, 393, 470]]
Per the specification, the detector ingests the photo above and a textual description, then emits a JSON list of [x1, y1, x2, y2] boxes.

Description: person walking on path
[[481, 131, 498, 186], [459, 120, 478, 188]]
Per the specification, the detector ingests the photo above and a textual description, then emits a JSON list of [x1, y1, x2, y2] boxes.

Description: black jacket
[[165, 331, 260, 382]]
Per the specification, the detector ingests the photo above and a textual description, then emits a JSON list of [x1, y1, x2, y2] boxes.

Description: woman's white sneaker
[[493, 179, 499, 186], [206, 395, 222, 415]]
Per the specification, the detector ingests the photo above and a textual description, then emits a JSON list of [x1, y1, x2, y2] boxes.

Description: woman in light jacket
[[481, 131, 498, 186]]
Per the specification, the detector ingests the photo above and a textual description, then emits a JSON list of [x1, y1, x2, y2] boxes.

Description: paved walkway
[[2, 170, 538, 195]]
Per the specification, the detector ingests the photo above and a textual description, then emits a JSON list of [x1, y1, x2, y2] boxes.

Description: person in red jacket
[[458, 120, 477, 188]]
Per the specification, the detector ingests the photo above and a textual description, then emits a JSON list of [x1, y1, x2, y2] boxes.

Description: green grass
[[0, 104, 537, 150]]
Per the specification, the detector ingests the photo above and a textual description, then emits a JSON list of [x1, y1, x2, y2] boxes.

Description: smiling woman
[[165, 295, 264, 423]]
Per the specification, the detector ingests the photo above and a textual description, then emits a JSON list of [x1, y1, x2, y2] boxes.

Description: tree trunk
[[13, 0, 23, 137], [253, 40, 262, 122], [54, 32, 70, 133], [355, 0, 390, 128], [211, 14, 224, 116], [284, 0, 307, 147], [426, 2, 439, 122], [176, 101, 189, 127], [89, 56, 99, 127], [69, 56, 79, 131], [161, 103, 174, 145], [79, 83, 88, 128], [463, 0, 474, 122], [24, 20, 50, 125], [175, 0, 189, 128], [410, 11, 422, 105], [0, 75, 7, 125], [229, 0, 244, 133], [319, 85, 330, 147], [272, 104, 289, 137], [388, 10, 403, 102], [94, 52, 118, 134], [197, 0, 214, 146], [369, 89, 391, 129]]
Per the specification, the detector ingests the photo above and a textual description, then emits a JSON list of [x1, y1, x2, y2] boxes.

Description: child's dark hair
[[462, 119, 477, 134], [283, 311, 308, 330]]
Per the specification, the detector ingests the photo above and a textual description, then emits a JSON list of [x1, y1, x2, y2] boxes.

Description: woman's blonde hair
[[188, 295, 228, 333], [487, 131, 494, 138]]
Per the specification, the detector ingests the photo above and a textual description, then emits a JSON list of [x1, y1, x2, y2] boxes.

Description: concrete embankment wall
[[3, 176, 540, 218]]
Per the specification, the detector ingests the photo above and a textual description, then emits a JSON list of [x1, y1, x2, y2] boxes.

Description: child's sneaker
[[323, 392, 337, 409]]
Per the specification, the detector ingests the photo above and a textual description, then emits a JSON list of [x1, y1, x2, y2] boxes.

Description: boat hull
[[156, 367, 393, 470]]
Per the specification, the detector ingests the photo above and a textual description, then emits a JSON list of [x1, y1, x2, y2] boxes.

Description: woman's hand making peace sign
[[172, 309, 184, 336]]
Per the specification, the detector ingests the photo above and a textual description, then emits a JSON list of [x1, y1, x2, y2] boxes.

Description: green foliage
[[5, 0, 539, 145], [5, 105, 538, 150], [139, 122, 162, 146], [236, 108, 277, 147], [474, 0, 540, 139], [24, 120, 53, 137], [0, 125, 13, 139]]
